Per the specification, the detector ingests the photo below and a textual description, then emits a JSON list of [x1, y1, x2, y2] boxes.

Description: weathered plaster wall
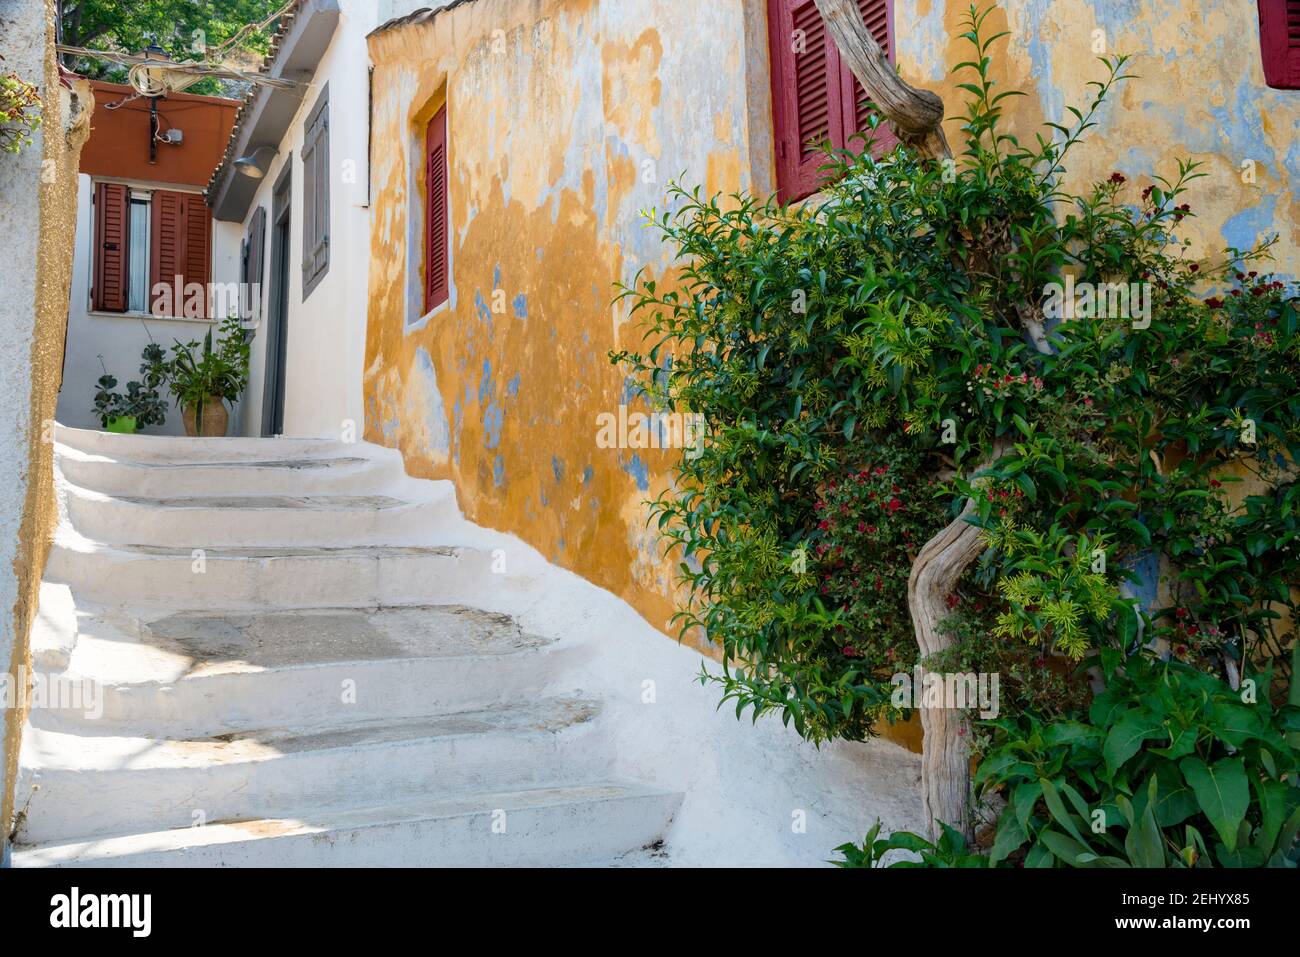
[[364, 0, 773, 647], [898, 0, 1299, 275], [0, 0, 92, 853], [364, 0, 1297, 659]]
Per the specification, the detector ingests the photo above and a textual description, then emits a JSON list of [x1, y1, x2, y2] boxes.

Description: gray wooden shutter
[[301, 85, 330, 298], [243, 205, 266, 327]]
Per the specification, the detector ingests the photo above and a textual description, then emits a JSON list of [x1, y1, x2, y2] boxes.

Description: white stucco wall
[[234, 0, 422, 439], [56, 174, 245, 435]]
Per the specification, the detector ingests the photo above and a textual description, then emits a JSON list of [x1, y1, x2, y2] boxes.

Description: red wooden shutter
[[1260, 0, 1300, 89], [769, 0, 845, 203], [425, 105, 449, 312], [840, 0, 899, 155], [150, 189, 183, 314], [182, 193, 212, 291], [93, 182, 130, 312], [150, 190, 211, 317]]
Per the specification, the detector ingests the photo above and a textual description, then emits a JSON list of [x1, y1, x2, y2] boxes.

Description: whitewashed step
[[56, 444, 394, 497], [12, 783, 682, 868], [54, 424, 356, 464], [64, 483, 457, 549], [44, 539, 512, 610], [34, 605, 577, 736], [17, 697, 605, 844]]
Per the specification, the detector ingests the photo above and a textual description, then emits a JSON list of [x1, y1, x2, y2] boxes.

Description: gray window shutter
[[301, 85, 330, 299], [245, 205, 266, 327]]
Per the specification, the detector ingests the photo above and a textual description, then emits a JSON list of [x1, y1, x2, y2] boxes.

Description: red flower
[[887, 497, 903, 513], [1109, 172, 1126, 185], [817, 520, 830, 531], [945, 594, 961, 610], [1205, 297, 1224, 309]]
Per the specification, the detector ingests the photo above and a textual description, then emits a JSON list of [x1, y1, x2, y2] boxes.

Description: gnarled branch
[[812, 0, 951, 160]]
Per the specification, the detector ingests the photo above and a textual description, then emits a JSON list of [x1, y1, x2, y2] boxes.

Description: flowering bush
[[813, 447, 947, 676], [616, 4, 1298, 865]]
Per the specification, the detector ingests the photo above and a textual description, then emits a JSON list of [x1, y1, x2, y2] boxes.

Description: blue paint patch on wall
[[621, 452, 650, 492], [513, 293, 528, 319], [583, 465, 594, 485], [493, 455, 506, 488], [507, 374, 521, 398], [552, 456, 565, 483], [414, 347, 452, 456], [1222, 195, 1279, 254], [483, 401, 504, 449]]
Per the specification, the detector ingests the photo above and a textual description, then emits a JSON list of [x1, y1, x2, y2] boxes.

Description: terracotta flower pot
[[182, 396, 229, 437]]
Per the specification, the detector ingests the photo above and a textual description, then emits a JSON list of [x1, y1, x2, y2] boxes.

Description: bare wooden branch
[[812, 0, 951, 160]]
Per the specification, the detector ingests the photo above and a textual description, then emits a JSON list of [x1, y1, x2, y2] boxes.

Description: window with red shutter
[[425, 105, 450, 313], [93, 182, 130, 312], [150, 189, 212, 318], [1259, 0, 1300, 89], [768, 0, 897, 204]]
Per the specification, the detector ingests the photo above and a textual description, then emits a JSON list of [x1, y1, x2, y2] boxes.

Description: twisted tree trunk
[[812, 0, 1044, 840], [811, 0, 951, 162]]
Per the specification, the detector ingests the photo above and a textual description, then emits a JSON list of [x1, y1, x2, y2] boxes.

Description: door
[[262, 166, 291, 437]]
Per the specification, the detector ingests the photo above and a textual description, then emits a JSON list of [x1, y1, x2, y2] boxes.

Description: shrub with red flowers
[[813, 449, 947, 676]]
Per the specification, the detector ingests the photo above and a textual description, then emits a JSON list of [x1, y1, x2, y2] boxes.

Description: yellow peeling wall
[[364, 0, 1298, 649], [364, 0, 772, 649]]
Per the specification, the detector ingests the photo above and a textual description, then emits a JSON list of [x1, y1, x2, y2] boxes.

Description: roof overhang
[[207, 0, 340, 223]]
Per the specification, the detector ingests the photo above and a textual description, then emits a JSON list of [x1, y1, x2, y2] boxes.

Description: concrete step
[[56, 444, 395, 497], [33, 604, 575, 736], [63, 482, 458, 549], [17, 697, 605, 844], [44, 539, 516, 610], [11, 783, 683, 868], [55, 424, 356, 464]]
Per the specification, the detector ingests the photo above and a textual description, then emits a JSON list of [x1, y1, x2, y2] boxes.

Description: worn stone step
[[17, 697, 605, 844], [64, 481, 458, 549], [43, 538, 523, 611], [32, 604, 577, 736], [11, 783, 683, 868], [56, 443, 393, 497], [54, 423, 357, 464]]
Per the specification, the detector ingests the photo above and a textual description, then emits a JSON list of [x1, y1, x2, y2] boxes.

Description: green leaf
[[1103, 710, 1164, 776], [1180, 756, 1250, 853]]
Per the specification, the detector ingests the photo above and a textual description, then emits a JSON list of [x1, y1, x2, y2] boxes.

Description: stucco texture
[[363, 0, 1297, 663], [364, 0, 772, 651], [0, 0, 91, 840]]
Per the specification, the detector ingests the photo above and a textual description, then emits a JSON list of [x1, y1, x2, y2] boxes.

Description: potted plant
[[145, 315, 250, 437], [92, 358, 166, 434]]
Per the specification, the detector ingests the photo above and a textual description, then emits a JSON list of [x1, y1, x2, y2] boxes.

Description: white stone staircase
[[11, 425, 682, 867]]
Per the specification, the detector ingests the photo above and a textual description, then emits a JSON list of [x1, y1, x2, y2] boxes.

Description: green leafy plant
[[92, 354, 166, 430], [145, 314, 250, 422], [976, 654, 1300, 868], [0, 69, 41, 154], [834, 819, 988, 868]]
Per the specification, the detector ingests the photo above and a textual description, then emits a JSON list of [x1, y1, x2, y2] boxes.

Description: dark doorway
[[262, 165, 291, 438]]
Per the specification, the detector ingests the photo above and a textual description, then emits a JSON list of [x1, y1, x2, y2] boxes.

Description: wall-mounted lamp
[[235, 145, 278, 179]]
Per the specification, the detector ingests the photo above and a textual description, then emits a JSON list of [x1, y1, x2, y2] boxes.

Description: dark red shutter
[[840, 0, 899, 154], [1260, 0, 1300, 89], [182, 193, 212, 291], [425, 105, 449, 312], [769, 0, 845, 203], [93, 182, 129, 312], [150, 190, 211, 318]]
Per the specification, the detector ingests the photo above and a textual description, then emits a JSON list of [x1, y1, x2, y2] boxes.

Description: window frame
[[89, 178, 212, 320]]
